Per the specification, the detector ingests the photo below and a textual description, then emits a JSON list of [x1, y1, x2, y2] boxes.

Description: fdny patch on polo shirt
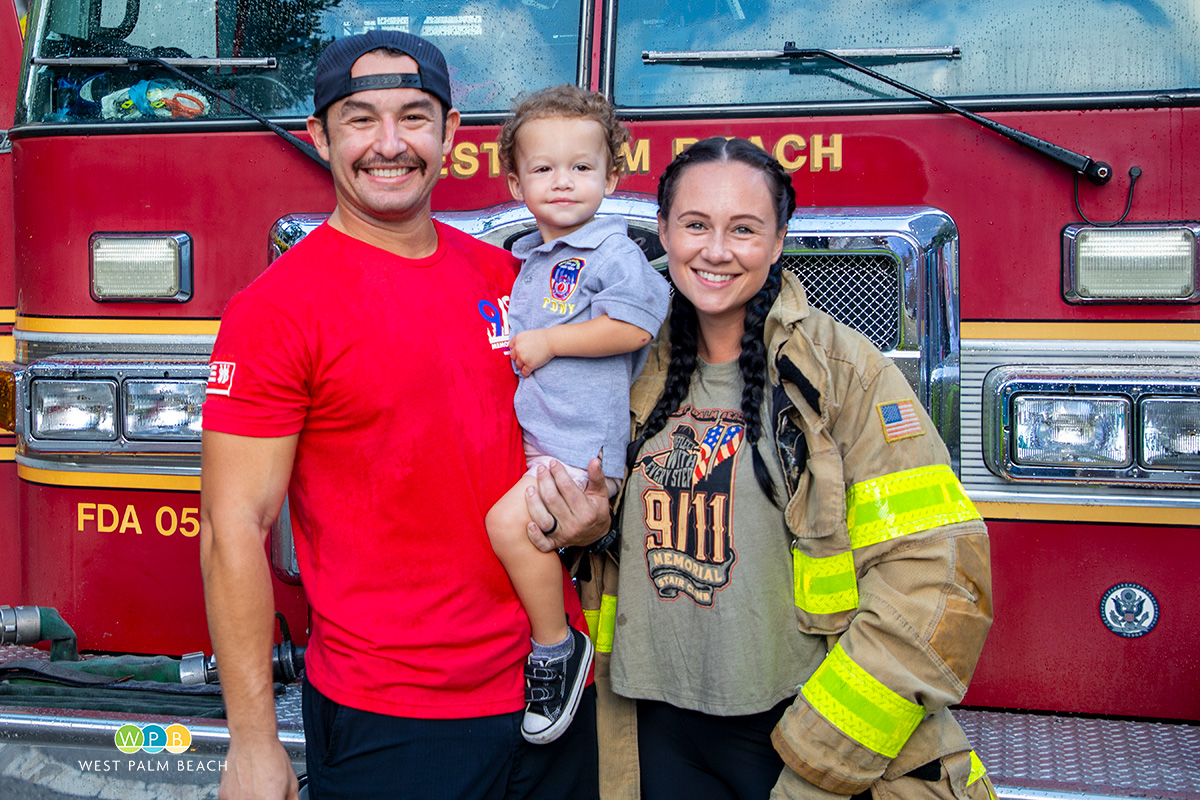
[[877, 399, 924, 443], [207, 361, 236, 397]]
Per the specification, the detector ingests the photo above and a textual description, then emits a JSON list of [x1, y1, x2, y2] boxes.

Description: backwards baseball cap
[[312, 30, 453, 116]]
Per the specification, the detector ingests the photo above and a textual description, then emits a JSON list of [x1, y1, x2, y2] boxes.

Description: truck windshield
[[614, 0, 1200, 109], [18, 0, 581, 124]]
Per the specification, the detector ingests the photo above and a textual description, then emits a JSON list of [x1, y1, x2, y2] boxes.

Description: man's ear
[[442, 108, 461, 150], [306, 115, 331, 161]]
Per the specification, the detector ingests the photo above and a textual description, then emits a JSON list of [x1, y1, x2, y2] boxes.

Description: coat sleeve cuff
[[771, 695, 890, 796]]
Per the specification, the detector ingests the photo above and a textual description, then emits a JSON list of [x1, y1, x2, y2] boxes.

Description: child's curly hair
[[497, 85, 631, 176]]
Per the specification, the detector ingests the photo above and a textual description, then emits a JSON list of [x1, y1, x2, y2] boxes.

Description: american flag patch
[[207, 361, 236, 397], [877, 399, 924, 442]]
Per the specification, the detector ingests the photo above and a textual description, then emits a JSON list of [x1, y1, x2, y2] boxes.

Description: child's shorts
[[523, 433, 622, 498]]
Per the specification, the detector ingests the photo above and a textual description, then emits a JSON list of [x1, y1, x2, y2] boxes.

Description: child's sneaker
[[521, 627, 594, 744]]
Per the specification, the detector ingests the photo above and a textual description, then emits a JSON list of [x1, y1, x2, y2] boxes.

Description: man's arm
[[509, 315, 653, 377], [200, 430, 300, 800]]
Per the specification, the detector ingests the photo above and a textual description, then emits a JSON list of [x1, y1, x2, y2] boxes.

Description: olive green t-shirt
[[611, 359, 825, 715]]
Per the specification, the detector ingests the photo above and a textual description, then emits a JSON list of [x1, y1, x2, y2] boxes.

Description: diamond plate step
[[959, 709, 1200, 800]]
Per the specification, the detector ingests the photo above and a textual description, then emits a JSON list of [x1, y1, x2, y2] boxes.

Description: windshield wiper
[[646, 45, 961, 63], [643, 43, 1112, 185], [32, 56, 329, 171], [34, 56, 277, 69]]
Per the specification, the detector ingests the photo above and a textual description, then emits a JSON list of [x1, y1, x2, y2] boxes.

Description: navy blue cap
[[313, 31, 452, 115]]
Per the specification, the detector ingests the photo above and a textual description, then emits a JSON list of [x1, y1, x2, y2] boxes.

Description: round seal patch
[[1100, 582, 1159, 638]]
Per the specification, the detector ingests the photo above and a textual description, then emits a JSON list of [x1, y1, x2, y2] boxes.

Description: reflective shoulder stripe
[[584, 593, 617, 654], [793, 549, 858, 614], [800, 646, 924, 758], [968, 750, 987, 786], [793, 465, 979, 613], [846, 465, 981, 550]]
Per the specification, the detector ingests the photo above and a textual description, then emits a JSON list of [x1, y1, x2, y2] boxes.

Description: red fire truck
[[2, 0, 1198, 795]]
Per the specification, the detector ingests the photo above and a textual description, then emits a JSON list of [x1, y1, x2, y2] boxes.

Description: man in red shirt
[[200, 31, 607, 800]]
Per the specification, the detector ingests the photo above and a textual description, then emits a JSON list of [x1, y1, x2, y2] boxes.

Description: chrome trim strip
[[577, 0, 594, 89], [961, 339, 1200, 507], [598, 0, 617, 98], [271, 497, 303, 585], [0, 710, 304, 752], [12, 95, 1197, 140], [18, 0, 51, 121], [15, 333, 217, 363]]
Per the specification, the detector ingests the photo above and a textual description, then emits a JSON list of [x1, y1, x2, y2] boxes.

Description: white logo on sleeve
[[207, 361, 237, 396]]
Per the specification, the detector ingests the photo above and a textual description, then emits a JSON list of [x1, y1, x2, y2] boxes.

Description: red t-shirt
[[203, 221, 583, 718]]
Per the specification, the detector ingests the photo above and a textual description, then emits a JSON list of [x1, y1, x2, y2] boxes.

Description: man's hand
[[509, 328, 554, 377], [524, 457, 610, 552], [219, 736, 299, 800]]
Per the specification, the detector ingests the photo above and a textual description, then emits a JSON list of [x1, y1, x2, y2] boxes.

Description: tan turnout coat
[[579, 273, 995, 800]]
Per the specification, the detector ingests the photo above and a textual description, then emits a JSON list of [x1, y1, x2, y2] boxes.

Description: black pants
[[302, 680, 599, 800], [637, 697, 792, 800]]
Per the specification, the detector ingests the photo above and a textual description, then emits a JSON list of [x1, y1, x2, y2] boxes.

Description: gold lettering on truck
[[619, 139, 651, 175], [773, 134, 807, 170], [809, 133, 842, 171], [449, 142, 479, 179]]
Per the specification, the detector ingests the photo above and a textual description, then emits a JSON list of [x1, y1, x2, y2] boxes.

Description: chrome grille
[[782, 251, 900, 351]]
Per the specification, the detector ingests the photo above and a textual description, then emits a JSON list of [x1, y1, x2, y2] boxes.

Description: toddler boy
[[487, 84, 670, 744]]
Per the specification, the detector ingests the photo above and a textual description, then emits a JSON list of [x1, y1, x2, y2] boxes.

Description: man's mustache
[[354, 156, 428, 174]]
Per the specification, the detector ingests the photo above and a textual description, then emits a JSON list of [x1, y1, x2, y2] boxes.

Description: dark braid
[[627, 292, 699, 470], [635, 137, 797, 505], [737, 260, 783, 505]]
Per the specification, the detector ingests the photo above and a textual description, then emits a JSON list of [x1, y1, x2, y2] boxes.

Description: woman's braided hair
[[631, 137, 797, 505]]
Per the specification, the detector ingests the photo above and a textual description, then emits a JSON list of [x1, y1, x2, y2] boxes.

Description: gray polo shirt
[[510, 215, 670, 480]]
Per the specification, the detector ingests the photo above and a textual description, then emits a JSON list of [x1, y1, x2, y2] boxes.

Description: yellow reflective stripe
[[583, 610, 600, 642], [793, 549, 858, 614], [800, 646, 924, 758], [584, 594, 617, 654], [968, 750, 987, 786], [793, 466, 980, 615], [846, 465, 981, 549]]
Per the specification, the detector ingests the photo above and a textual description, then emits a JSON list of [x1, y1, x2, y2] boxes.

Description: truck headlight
[[123, 380, 206, 441], [1141, 397, 1200, 469], [1063, 223, 1198, 303], [1013, 395, 1130, 467], [32, 380, 117, 440], [90, 233, 193, 302]]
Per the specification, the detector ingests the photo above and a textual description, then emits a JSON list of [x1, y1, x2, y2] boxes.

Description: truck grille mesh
[[782, 252, 901, 351]]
